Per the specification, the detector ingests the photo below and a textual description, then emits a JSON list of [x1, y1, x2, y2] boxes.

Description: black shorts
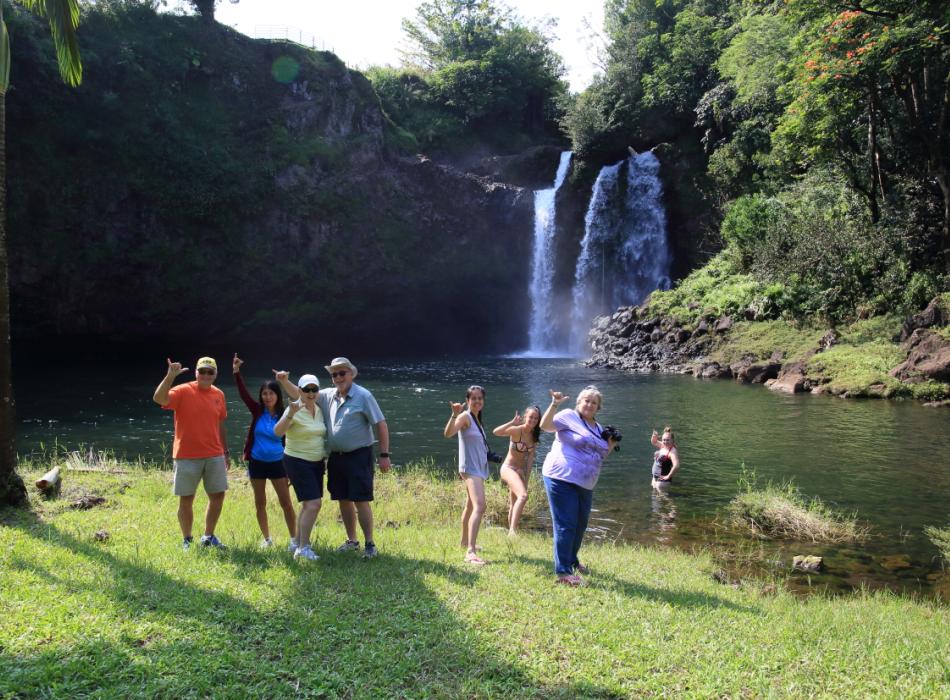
[[248, 458, 287, 481], [282, 454, 325, 502], [326, 446, 374, 502]]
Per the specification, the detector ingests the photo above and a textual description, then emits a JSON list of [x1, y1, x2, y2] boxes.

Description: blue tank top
[[251, 412, 284, 462]]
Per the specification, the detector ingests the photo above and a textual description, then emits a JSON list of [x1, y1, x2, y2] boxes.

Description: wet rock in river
[[792, 555, 824, 572], [889, 329, 950, 383], [878, 554, 913, 571]]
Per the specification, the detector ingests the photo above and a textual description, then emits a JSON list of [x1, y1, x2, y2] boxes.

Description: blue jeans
[[543, 476, 593, 576]]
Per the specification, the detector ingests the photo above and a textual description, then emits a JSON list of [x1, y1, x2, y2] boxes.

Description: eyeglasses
[[197, 369, 216, 376], [301, 386, 319, 393], [330, 370, 349, 378]]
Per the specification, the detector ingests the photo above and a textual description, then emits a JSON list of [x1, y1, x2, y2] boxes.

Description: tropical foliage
[[368, 0, 567, 152]]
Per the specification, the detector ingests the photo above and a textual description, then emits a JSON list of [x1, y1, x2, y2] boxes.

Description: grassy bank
[[1, 462, 948, 698], [647, 256, 950, 401]]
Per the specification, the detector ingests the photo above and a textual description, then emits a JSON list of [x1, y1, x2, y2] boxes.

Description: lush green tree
[[774, 1, 949, 262], [186, 0, 237, 25], [0, 0, 81, 506], [377, 0, 566, 151]]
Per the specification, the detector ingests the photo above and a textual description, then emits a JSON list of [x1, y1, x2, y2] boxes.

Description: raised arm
[[651, 429, 660, 449], [153, 358, 187, 405], [443, 402, 469, 438], [273, 369, 300, 401], [232, 354, 258, 412], [540, 390, 569, 433], [492, 411, 523, 437]]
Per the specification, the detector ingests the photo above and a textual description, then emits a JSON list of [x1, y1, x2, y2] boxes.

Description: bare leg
[[501, 466, 529, 534], [270, 478, 297, 539], [178, 495, 195, 538], [251, 479, 270, 540], [354, 501, 374, 544], [204, 491, 225, 536], [460, 489, 474, 548], [297, 498, 322, 547], [463, 476, 486, 556], [339, 500, 358, 542]]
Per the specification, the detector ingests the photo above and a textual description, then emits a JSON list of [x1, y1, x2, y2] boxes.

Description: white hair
[[576, 385, 603, 410]]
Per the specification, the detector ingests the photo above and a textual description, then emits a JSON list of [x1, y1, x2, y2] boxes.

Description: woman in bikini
[[493, 405, 541, 535], [650, 426, 680, 490]]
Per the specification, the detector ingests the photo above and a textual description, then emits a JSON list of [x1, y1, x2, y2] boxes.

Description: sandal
[[575, 563, 590, 575], [556, 574, 583, 586], [464, 552, 487, 565]]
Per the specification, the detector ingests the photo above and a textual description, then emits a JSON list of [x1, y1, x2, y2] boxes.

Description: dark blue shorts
[[326, 446, 374, 502], [282, 454, 325, 502], [248, 458, 287, 480]]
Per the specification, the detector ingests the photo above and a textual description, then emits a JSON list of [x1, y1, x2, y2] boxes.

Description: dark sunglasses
[[198, 369, 216, 376], [301, 386, 319, 393], [330, 370, 349, 378]]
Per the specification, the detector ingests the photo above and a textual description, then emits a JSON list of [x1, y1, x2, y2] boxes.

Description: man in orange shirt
[[153, 356, 230, 549]]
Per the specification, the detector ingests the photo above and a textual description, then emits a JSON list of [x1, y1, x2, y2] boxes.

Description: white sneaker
[[294, 545, 319, 561], [287, 538, 299, 553], [260, 537, 274, 549]]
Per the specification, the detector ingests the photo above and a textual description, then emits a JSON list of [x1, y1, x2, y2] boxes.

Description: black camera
[[601, 426, 622, 451], [487, 450, 504, 464]]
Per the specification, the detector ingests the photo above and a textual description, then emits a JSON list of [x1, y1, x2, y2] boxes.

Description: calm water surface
[[16, 357, 950, 596]]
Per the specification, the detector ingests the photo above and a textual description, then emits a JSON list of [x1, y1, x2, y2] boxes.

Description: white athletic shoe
[[287, 538, 299, 553], [294, 545, 319, 561]]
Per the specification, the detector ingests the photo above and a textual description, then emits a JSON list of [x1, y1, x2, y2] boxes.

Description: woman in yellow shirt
[[274, 373, 327, 562]]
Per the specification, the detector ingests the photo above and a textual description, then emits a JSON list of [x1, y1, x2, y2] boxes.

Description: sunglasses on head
[[330, 370, 349, 378], [198, 368, 216, 376], [301, 386, 319, 393]]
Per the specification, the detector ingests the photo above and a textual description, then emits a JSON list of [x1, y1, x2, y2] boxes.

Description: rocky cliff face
[[6, 8, 533, 354]]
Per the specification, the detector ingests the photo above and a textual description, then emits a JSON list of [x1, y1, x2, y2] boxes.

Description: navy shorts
[[282, 454, 325, 502], [248, 458, 287, 480], [327, 446, 374, 502]]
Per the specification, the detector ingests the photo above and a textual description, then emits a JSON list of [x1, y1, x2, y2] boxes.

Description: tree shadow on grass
[[514, 554, 761, 615], [1, 512, 627, 698]]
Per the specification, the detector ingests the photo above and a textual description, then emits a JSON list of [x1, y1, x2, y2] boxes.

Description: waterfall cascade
[[569, 150, 671, 355], [525, 151, 572, 356], [518, 148, 670, 358]]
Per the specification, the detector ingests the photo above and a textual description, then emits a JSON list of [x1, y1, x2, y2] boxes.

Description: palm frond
[[17, 0, 82, 86]]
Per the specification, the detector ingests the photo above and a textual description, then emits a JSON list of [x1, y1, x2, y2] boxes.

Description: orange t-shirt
[[162, 381, 228, 459]]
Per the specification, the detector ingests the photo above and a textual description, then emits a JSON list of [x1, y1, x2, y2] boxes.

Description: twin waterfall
[[526, 150, 671, 357]]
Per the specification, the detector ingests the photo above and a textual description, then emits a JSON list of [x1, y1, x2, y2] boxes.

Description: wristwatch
[[379, 452, 390, 459]]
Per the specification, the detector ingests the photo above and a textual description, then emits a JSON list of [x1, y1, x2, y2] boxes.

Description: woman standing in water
[[493, 406, 541, 535], [232, 354, 298, 550], [650, 426, 680, 489], [540, 386, 617, 586], [444, 385, 490, 565]]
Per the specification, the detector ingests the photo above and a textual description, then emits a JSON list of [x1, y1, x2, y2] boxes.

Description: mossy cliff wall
[[6, 6, 533, 354]]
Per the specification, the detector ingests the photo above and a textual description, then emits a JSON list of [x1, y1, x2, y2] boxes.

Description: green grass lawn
[[1, 464, 948, 699]]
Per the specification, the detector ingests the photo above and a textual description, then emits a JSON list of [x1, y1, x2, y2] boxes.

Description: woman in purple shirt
[[540, 386, 618, 586]]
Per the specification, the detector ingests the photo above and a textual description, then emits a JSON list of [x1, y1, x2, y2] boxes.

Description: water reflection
[[649, 488, 677, 544]]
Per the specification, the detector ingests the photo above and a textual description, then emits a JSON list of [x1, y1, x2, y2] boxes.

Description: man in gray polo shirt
[[318, 357, 391, 558]]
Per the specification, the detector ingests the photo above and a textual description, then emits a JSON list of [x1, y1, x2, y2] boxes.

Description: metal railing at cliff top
[[253, 25, 333, 53]]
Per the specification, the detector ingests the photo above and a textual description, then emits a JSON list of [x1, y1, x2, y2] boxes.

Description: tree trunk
[[0, 94, 26, 507], [194, 0, 216, 24]]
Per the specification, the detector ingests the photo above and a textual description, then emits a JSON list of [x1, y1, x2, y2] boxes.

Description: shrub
[[721, 194, 786, 269], [925, 524, 950, 564]]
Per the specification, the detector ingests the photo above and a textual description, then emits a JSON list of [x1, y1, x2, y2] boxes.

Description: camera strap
[[469, 411, 492, 453], [574, 410, 603, 441]]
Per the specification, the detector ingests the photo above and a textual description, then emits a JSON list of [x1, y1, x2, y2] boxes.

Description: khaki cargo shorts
[[173, 455, 228, 496]]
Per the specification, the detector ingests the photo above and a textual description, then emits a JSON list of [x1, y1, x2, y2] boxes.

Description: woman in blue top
[[232, 354, 298, 550], [444, 385, 490, 565]]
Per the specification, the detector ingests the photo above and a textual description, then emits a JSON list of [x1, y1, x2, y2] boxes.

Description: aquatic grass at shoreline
[[925, 524, 950, 565], [0, 464, 947, 697], [729, 468, 869, 544]]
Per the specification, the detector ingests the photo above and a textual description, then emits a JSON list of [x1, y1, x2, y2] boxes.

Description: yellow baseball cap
[[196, 356, 217, 371]]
